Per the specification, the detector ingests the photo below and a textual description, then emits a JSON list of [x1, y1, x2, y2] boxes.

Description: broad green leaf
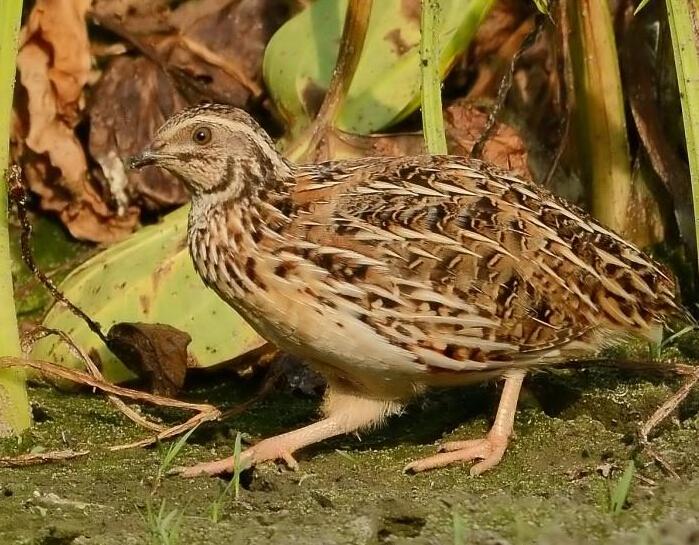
[[31, 206, 265, 383], [264, 0, 495, 139]]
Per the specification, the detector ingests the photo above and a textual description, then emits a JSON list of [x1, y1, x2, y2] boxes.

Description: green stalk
[[0, 0, 31, 437], [666, 0, 699, 272], [569, 0, 633, 236], [420, 0, 448, 155], [286, 0, 374, 162]]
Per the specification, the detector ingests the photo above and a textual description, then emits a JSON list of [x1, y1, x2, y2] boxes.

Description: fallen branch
[[637, 364, 699, 479], [0, 449, 89, 468], [0, 450, 90, 467]]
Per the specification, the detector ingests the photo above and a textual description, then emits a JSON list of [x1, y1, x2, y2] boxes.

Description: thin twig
[[636, 365, 699, 479], [110, 411, 215, 451], [471, 16, 544, 160], [0, 356, 220, 451], [8, 168, 109, 346], [23, 327, 166, 433], [220, 364, 283, 420], [0, 357, 216, 412], [563, 356, 697, 480], [544, 0, 575, 186], [286, 0, 374, 161], [0, 449, 90, 468]]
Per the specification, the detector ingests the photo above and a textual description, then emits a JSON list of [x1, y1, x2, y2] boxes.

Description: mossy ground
[[1, 363, 699, 545]]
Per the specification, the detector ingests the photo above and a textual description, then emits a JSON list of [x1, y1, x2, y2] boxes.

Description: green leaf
[[31, 206, 265, 383], [532, 0, 549, 14], [666, 0, 699, 273], [264, 0, 495, 139]]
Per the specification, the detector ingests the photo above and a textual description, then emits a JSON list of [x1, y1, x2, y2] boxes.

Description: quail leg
[[404, 369, 526, 476], [178, 388, 399, 478]]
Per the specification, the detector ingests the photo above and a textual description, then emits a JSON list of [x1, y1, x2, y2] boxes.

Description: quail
[[129, 103, 678, 477]]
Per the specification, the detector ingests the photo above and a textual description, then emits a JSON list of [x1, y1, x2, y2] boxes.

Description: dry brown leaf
[[89, 56, 189, 211], [447, 101, 529, 177], [84, 0, 285, 213], [160, 0, 286, 106], [106, 322, 191, 397], [322, 102, 529, 179], [15, 0, 138, 242], [93, 0, 285, 106], [17, 0, 91, 194], [90, 0, 172, 35]]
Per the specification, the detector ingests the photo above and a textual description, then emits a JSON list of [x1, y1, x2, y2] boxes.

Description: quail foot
[[129, 104, 679, 478]]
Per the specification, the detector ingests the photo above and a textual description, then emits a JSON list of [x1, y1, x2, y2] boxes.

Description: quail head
[[130, 103, 679, 477]]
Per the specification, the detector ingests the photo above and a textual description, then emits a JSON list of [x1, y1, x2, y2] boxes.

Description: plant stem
[[0, 0, 31, 437], [666, 0, 699, 273], [420, 0, 448, 155], [287, 0, 373, 161], [569, 0, 633, 236]]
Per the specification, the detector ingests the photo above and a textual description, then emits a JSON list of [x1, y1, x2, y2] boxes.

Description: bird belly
[[222, 280, 433, 399]]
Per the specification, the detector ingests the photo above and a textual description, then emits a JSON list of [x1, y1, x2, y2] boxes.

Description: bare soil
[[1, 365, 699, 545]]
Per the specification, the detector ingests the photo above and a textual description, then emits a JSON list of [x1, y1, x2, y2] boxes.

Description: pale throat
[[187, 166, 294, 300]]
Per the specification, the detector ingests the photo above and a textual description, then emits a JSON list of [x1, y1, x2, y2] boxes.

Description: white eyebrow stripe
[[162, 114, 274, 151], [199, 116, 270, 146], [164, 114, 289, 173]]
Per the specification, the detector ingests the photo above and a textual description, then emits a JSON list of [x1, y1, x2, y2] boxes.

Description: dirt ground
[[1, 362, 699, 545]]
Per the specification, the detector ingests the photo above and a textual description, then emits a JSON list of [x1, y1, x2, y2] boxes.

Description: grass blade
[[232, 431, 242, 500], [420, 0, 448, 154], [141, 499, 183, 545], [635, 0, 652, 15], [209, 432, 243, 523], [453, 510, 467, 545], [155, 424, 200, 486], [609, 460, 636, 515], [0, 0, 31, 437], [666, 0, 699, 273], [532, 0, 549, 14]]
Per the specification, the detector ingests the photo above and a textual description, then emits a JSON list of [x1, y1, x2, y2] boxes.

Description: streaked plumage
[[130, 103, 679, 477]]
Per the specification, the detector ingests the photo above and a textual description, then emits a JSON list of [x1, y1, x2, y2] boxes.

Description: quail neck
[[130, 103, 679, 478]]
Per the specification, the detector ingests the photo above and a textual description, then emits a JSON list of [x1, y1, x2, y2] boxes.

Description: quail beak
[[127, 150, 159, 170]]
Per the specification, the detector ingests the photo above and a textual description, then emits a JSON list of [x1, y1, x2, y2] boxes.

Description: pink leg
[[405, 369, 526, 476], [178, 387, 400, 478]]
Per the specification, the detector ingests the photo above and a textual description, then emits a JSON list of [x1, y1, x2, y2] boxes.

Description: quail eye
[[192, 126, 212, 145]]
